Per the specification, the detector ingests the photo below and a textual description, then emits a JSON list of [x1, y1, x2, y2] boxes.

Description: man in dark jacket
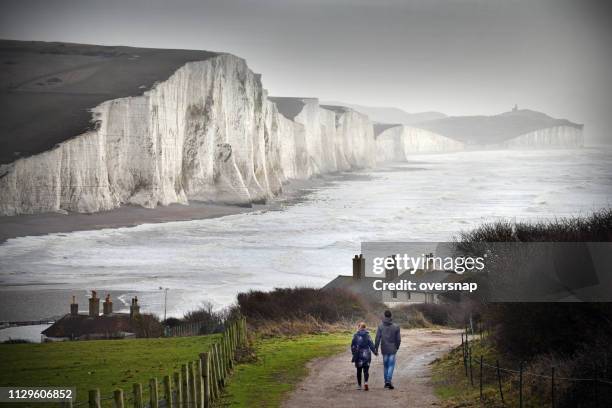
[[374, 310, 401, 389]]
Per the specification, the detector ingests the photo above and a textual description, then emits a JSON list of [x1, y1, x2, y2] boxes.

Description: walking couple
[[351, 310, 401, 391]]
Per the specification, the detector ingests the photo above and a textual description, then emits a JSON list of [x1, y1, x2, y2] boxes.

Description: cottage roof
[[42, 313, 134, 338]]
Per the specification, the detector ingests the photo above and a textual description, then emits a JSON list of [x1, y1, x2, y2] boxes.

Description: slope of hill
[[0, 40, 218, 164], [323, 101, 446, 125], [412, 109, 583, 145]]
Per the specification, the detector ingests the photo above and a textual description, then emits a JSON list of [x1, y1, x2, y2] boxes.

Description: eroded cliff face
[[0, 55, 376, 216], [502, 126, 584, 149], [376, 125, 465, 162]]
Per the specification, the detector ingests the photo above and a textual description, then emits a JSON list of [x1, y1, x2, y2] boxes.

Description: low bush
[[182, 302, 225, 334], [131, 313, 163, 338], [391, 300, 476, 328], [237, 287, 369, 323], [459, 208, 612, 243]]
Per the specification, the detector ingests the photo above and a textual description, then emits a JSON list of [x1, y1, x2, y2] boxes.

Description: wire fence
[[460, 326, 612, 407]]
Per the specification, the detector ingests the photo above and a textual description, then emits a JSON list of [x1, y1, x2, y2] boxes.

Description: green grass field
[[221, 332, 350, 407], [0, 331, 352, 408], [0, 334, 220, 406]]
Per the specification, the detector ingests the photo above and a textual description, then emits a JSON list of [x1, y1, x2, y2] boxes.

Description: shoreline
[[0, 172, 368, 243]]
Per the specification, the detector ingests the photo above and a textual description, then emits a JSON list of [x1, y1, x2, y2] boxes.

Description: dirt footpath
[[283, 328, 461, 408]]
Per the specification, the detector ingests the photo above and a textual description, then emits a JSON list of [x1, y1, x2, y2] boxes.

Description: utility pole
[[164, 288, 168, 322], [160, 286, 169, 322]]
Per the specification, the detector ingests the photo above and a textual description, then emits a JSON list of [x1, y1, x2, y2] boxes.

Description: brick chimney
[[385, 255, 398, 281], [103, 294, 113, 315], [88, 290, 100, 317], [70, 295, 78, 316], [130, 296, 140, 318], [352, 254, 365, 280]]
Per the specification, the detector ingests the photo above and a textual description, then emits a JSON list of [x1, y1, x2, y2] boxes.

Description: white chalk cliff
[[0, 55, 376, 216], [502, 126, 584, 149], [0, 50, 585, 217], [376, 125, 465, 162]]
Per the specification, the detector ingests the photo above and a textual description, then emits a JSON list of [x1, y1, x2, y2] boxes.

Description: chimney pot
[[130, 296, 140, 318], [352, 254, 364, 280], [70, 295, 78, 316], [88, 290, 100, 317], [385, 255, 398, 281], [103, 294, 113, 315]]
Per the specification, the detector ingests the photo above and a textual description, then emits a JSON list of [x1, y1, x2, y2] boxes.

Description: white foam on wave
[[0, 148, 611, 317]]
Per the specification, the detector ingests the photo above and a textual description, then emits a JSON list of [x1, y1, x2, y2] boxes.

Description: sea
[[1, 148, 611, 338]]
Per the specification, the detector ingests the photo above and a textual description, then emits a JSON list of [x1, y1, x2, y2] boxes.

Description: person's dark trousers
[[357, 365, 370, 386], [383, 353, 396, 384]]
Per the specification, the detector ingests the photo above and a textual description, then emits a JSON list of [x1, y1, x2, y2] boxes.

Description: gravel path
[[283, 328, 461, 408]]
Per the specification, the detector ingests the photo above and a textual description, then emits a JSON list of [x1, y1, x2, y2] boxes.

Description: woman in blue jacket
[[351, 322, 378, 390]]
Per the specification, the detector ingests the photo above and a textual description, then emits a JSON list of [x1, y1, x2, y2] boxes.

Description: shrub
[[237, 287, 369, 323], [132, 313, 163, 338], [458, 208, 612, 243], [458, 209, 612, 407], [182, 302, 225, 334], [392, 300, 476, 328]]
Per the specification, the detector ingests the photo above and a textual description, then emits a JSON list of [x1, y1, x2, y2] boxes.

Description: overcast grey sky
[[1, 0, 611, 143]]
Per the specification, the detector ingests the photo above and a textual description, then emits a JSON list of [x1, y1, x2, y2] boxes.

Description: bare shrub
[[182, 302, 225, 334], [132, 313, 163, 338], [237, 287, 369, 323]]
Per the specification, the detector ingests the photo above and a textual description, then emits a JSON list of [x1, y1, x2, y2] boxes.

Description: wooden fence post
[[150, 378, 159, 408], [88, 389, 100, 408], [221, 339, 228, 378], [113, 389, 124, 408], [222, 333, 228, 372], [214, 343, 224, 387], [240, 318, 245, 346], [196, 357, 204, 408], [132, 383, 143, 408], [163, 375, 173, 408], [200, 353, 210, 408], [551, 366, 555, 408], [461, 333, 466, 371], [469, 347, 474, 386], [173, 372, 183, 408], [225, 333, 233, 370], [231, 323, 236, 352], [519, 361, 524, 408], [188, 361, 197, 407], [496, 360, 504, 404], [479, 355, 483, 400], [243, 317, 248, 345], [182, 364, 190, 408], [219, 339, 226, 377], [210, 347, 219, 400]]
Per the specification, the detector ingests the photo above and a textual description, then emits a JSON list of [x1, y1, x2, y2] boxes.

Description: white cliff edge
[[0, 55, 376, 216], [501, 126, 584, 149], [376, 125, 465, 162]]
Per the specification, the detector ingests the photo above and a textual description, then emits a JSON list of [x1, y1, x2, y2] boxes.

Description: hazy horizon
[[1, 0, 611, 143]]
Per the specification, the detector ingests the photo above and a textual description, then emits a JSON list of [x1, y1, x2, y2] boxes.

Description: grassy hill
[[0, 39, 218, 164], [0, 334, 220, 406]]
